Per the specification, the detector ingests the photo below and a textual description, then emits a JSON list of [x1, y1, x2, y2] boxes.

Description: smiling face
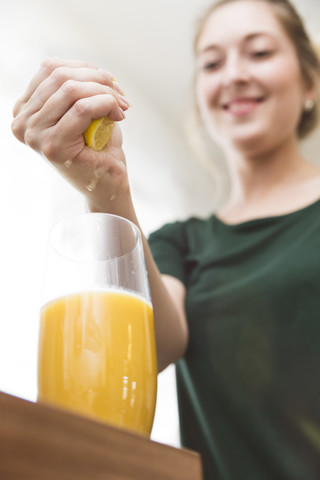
[[195, 0, 314, 156]]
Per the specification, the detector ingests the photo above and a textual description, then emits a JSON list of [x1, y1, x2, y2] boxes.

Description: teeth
[[220, 99, 261, 116], [229, 100, 256, 111]]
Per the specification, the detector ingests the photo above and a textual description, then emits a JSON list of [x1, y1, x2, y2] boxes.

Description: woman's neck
[[226, 137, 302, 200], [218, 136, 320, 223]]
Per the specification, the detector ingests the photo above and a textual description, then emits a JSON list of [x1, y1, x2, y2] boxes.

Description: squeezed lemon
[[84, 116, 115, 151]]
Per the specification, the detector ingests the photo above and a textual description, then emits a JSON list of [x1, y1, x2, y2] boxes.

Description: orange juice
[[38, 290, 157, 435]]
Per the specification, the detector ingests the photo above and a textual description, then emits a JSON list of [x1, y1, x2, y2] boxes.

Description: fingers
[[38, 94, 126, 162], [12, 58, 129, 146], [34, 80, 128, 127], [59, 93, 125, 139], [23, 67, 118, 118], [13, 58, 101, 116]]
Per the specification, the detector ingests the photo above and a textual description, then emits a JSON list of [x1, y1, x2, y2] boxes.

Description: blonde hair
[[194, 0, 320, 138]]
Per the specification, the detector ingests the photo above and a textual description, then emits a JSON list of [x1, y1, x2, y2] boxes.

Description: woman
[[11, 0, 320, 478]]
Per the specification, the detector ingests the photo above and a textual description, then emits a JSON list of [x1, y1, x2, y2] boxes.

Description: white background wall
[[0, 0, 319, 447]]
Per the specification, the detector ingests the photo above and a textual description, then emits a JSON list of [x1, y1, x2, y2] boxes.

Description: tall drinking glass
[[38, 213, 157, 436]]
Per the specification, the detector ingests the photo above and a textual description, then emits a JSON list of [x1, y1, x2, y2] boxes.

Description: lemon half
[[84, 116, 115, 151]]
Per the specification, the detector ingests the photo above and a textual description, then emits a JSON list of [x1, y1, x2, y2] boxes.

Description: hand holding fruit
[[11, 58, 131, 210]]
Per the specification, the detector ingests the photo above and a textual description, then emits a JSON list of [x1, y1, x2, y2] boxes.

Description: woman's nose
[[221, 54, 250, 86]]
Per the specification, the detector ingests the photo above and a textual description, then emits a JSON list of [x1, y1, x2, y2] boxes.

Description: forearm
[[144, 243, 189, 371]]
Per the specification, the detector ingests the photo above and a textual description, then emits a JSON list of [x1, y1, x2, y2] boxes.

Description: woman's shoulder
[[148, 214, 218, 248], [150, 214, 216, 234]]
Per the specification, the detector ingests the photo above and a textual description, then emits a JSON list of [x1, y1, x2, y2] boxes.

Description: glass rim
[[49, 212, 142, 264]]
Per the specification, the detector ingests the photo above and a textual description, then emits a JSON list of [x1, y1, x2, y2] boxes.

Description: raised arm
[[11, 58, 189, 371]]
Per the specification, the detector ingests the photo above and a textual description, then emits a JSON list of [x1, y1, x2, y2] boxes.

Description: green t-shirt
[[149, 199, 320, 480]]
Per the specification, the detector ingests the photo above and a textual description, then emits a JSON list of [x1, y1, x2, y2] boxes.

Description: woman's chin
[[224, 125, 275, 157]]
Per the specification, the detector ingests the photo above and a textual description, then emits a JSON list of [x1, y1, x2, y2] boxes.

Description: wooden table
[[0, 392, 203, 480]]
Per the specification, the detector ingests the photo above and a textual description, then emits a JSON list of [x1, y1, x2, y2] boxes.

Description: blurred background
[[0, 0, 319, 447]]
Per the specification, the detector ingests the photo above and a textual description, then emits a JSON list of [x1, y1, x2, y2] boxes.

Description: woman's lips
[[222, 97, 264, 117]]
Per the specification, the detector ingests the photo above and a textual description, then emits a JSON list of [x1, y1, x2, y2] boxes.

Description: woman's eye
[[201, 60, 221, 71], [251, 50, 273, 59]]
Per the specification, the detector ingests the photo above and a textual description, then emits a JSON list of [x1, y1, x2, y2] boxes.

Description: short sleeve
[[148, 221, 188, 285]]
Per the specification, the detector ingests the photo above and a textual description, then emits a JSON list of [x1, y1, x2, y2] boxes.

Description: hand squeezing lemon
[[83, 77, 129, 151], [83, 116, 115, 151]]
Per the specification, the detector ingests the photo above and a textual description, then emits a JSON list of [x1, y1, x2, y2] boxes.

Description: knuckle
[[40, 57, 61, 75], [103, 94, 118, 113], [11, 115, 25, 142], [24, 129, 37, 150], [108, 95, 122, 117], [61, 79, 77, 96], [109, 94, 118, 108], [27, 113, 41, 133], [73, 97, 88, 116], [41, 135, 58, 160], [100, 70, 114, 85], [50, 66, 68, 86], [12, 99, 23, 118]]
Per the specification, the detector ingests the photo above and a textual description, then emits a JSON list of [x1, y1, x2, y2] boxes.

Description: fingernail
[[112, 81, 124, 95], [119, 94, 131, 107]]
